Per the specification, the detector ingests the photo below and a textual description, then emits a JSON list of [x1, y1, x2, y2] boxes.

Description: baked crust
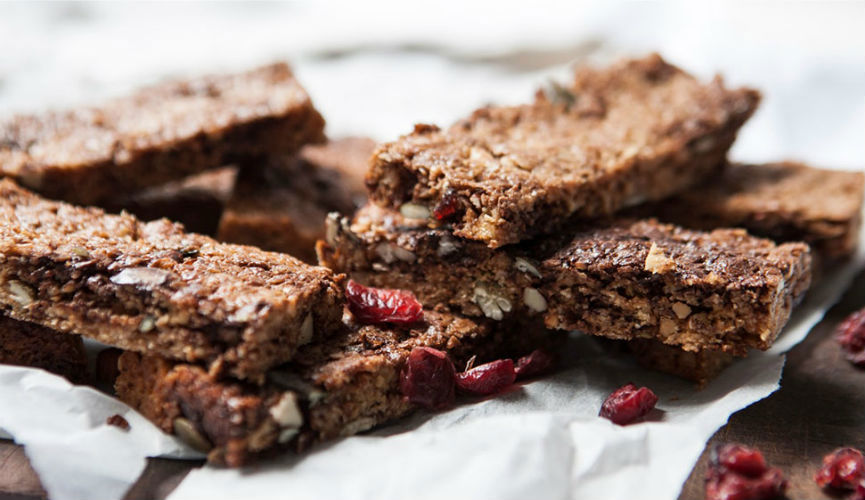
[[0, 179, 344, 381], [116, 310, 554, 467], [366, 54, 759, 247], [0, 63, 325, 204]]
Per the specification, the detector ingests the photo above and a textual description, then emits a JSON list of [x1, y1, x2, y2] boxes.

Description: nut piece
[[324, 213, 340, 245], [269, 392, 304, 428], [298, 314, 314, 346], [173, 417, 213, 453], [340, 417, 377, 437], [8, 281, 33, 307], [70, 246, 91, 259], [472, 286, 512, 321], [514, 257, 542, 279], [644, 243, 675, 274], [522, 287, 548, 312], [437, 234, 460, 257], [399, 203, 431, 220], [659, 318, 678, 337], [138, 315, 157, 333], [110, 267, 170, 288], [268, 371, 327, 404], [672, 302, 692, 319]]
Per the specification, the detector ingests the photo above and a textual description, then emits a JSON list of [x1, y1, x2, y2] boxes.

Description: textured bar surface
[[0, 179, 344, 381], [366, 54, 760, 247], [543, 220, 811, 354], [0, 63, 325, 204]]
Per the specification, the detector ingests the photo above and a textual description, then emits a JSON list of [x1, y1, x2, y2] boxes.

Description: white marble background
[[0, 1, 862, 168]]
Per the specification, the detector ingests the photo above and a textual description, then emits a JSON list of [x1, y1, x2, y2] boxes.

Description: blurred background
[[0, 1, 862, 169]]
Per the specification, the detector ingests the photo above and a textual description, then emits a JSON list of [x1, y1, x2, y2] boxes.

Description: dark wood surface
[[2, 270, 863, 500]]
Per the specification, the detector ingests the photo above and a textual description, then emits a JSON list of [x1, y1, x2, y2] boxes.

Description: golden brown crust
[[0, 63, 325, 204], [0, 179, 344, 381], [366, 54, 760, 247]]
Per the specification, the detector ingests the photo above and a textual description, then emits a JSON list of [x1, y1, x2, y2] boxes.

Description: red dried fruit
[[345, 280, 423, 326], [456, 359, 516, 396], [716, 444, 768, 477], [433, 189, 460, 221], [706, 444, 787, 500], [400, 347, 456, 410], [106, 414, 130, 431], [514, 349, 555, 379], [815, 447, 865, 490], [599, 383, 658, 425], [836, 308, 865, 367]]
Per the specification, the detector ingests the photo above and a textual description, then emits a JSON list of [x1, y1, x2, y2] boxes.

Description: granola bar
[[0, 63, 325, 204], [0, 315, 88, 384], [0, 179, 344, 381], [115, 310, 553, 466], [366, 54, 760, 247], [217, 137, 374, 262], [105, 167, 237, 236], [318, 207, 811, 354], [543, 220, 811, 354], [635, 162, 865, 261]]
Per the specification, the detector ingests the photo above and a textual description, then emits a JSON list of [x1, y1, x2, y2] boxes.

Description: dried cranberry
[[432, 189, 460, 221], [706, 444, 787, 500], [716, 444, 768, 477], [345, 280, 423, 326], [399, 347, 455, 410], [815, 447, 865, 490], [514, 349, 555, 379], [837, 308, 865, 367], [456, 359, 516, 396], [599, 383, 658, 425], [106, 414, 130, 431]]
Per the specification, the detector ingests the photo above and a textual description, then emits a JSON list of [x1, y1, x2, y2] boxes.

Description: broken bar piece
[[0, 63, 325, 205], [116, 309, 554, 466], [0, 179, 344, 381], [366, 54, 760, 247]]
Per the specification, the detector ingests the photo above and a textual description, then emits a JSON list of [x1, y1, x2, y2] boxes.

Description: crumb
[[106, 414, 130, 431]]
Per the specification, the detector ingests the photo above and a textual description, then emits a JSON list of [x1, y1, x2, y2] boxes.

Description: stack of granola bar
[[0, 63, 552, 466], [318, 54, 863, 383], [0, 54, 862, 468]]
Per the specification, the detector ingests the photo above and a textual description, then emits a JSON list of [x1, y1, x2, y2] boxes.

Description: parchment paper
[[0, 3, 862, 500]]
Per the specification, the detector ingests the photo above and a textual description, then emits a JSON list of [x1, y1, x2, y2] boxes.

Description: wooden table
[[2, 270, 863, 500]]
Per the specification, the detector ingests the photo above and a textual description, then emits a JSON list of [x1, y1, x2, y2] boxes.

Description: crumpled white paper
[[0, 366, 201, 500]]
